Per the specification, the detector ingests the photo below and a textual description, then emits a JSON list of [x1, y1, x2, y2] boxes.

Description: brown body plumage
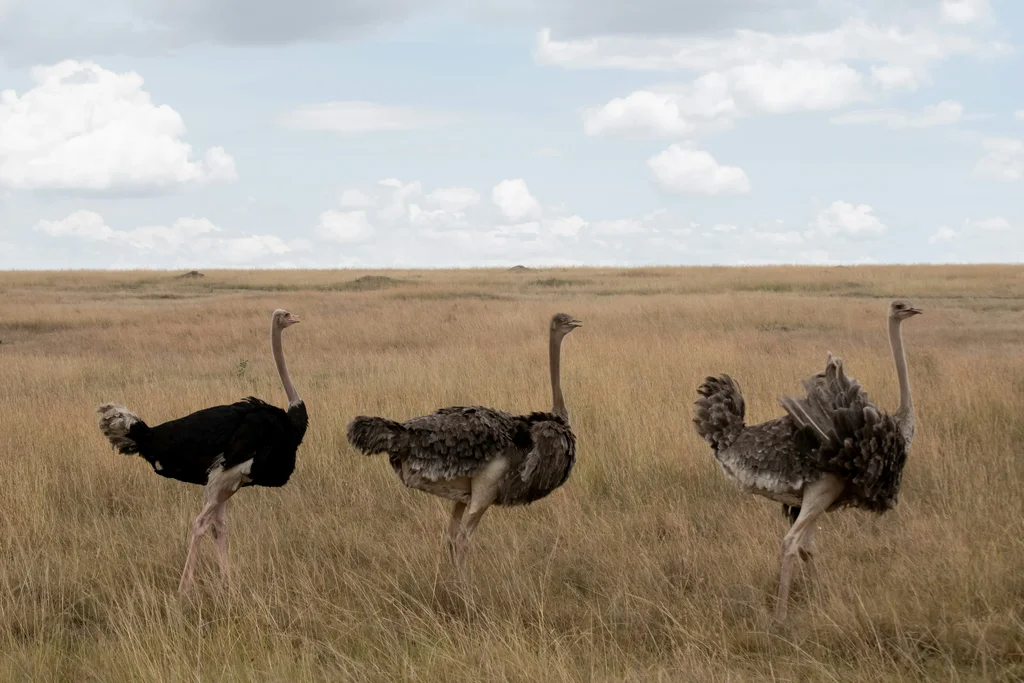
[[693, 299, 922, 622], [347, 406, 576, 506], [347, 313, 582, 570]]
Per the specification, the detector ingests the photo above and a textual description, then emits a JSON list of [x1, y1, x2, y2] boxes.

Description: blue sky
[[0, 0, 1021, 268]]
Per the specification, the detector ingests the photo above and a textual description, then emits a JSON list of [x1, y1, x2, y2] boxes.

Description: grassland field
[[0, 265, 1022, 682]]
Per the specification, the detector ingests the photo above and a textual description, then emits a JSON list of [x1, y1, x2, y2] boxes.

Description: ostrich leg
[[454, 502, 491, 573], [454, 458, 507, 572], [446, 502, 466, 563], [179, 479, 236, 593], [775, 474, 844, 622], [210, 500, 231, 586], [179, 502, 216, 593]]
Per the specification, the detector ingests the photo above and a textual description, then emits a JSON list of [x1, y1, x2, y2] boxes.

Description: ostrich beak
[[907, 307, 922, 316], [569, 318, 583, 328], [287, 314, 302, 324]]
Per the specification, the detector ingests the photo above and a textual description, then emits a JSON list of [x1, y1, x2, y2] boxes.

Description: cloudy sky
[[0, 0, 1021, 268]]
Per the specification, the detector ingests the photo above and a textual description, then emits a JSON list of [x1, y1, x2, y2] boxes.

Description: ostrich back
[[373, 405, 577, 506], [134, 397, 308, 487]]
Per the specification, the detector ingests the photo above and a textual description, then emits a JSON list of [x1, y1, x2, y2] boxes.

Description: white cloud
[[408, 203, 468, 230], [970, 217, 1011, 232], [810, 201, 887, 237], [647, 144, 751, 195], [492, 179, 541, 221], [211, 235, 291, 262], [315, 210, 375, 243], [928, 217, 1020, 262], [35, 211, 220, 249], [748, 229, 805, 245], [584, 81, 735, 138], [544, 14, 1009, 142], [973, 138, 1024, 182], [339, 188, 378, 209], [941, 0, 991, 24], [33, 211, 291, 265], [1015, 110, 1024, 122], [303, 177, 687, 268], [831, 100, 964, 128], [375, 178, 423, 222], [279, 101, 458, 133], [590, 218, 648, 236], [726, 60, 867, 114], [535, 20, 1011, 74], [584, 91, 693, 137], [928, 226, 958, 244], [549, 215, 587, 237], [425, 187, 480, 212], [870, 64, 928, 91], [35, 210, 115, 240], [117, 217, 221, 251], [583, 60, 867, 138], [0, 60, 236, 193]]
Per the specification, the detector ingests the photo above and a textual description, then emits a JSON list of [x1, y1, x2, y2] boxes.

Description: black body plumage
[[100, 397, 308, 487], [347, 405, 576, 506], [694, 355, 910, 514]]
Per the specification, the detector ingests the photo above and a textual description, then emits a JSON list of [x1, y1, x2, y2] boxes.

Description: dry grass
[[1, 265, 1023, 682]]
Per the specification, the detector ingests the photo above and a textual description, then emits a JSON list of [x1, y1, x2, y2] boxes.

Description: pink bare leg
[[446, 501, 466, 564], [775, 475, 844, 623], [178, 501, 217, 594], [210, 500, 231, 586], [800, 524, 821, 588], [453, 459, 506, 575], [454, 460, 507, 574], [178, 480, 236, 594], [454, 504, 489, 574]]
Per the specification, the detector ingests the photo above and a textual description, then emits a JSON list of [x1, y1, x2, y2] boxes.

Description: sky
[[0, 0, 1021, 269]]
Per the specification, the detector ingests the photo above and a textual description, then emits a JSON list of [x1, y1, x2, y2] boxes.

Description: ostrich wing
[[778, 354, 873, 450], [205, 398, 298, 487], [520, 413, 576, 491], [779, 355, 908, 512], [396, 406, 521, 480], [218, 406, 278, 470]]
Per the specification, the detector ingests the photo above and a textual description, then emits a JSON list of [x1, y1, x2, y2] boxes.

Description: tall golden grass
[[0, 265, 1022, 681]]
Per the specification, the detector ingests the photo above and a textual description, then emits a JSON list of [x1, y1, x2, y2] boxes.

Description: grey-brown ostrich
[[693, 299, 922, 622], [347, 313, 581, 570]]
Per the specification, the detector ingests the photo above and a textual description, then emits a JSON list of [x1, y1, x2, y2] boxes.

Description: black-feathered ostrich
[[347, 313, 581, 570], [96, 309, 308, 593], [693, 299, 922, 622]]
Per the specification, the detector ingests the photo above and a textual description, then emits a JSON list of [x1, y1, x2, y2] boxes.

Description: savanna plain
[[1, 265, 1023, 682]]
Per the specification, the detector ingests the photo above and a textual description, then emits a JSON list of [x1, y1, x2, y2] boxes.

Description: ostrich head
[[889, 299, 922, 321], [551, 313, 583, 338], [273, 309, 301, 329]]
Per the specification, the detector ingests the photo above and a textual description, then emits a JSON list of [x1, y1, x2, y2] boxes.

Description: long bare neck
[[549, 331, 567, 421], [272, 323, 301, 406], [889, 317, 912, 423]]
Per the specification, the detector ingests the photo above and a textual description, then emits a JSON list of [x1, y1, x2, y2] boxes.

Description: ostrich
[[693, 299, 922, 622], [96, 309, 308, 593], [346, 312, 581, 570]]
